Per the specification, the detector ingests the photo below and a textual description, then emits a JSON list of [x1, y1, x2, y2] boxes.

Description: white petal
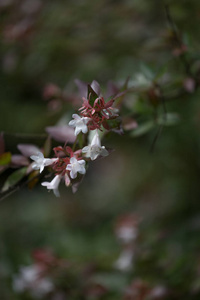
[[78, 166, 86, 174], [100, 147, 109, 157], [82, 146, 90, 153], [70, 157, 77, 163], [53, 188, 60, 197], [70, 169, 77, 179], [78, 159, 85, 165], [75, 127, 81, 136], [30, 155, 39, 161], [82, 125, 88, 134], [69, 120, 76, 126], [66, 164, 72, 171], [72, 114, 80, 119], [41, 181, 49, 187], [39, 165, 44, 173]]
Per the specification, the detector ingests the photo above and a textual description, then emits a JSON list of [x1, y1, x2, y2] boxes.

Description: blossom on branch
[[68, 114, 90, 135], [41, 174, 61, 197], [30, 152, 57, 173], [66, 157, 86, 179], [82, 130, 108, 160]]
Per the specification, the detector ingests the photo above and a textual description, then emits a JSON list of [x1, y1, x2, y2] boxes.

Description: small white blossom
[[30, 152, 57, 173], [13, 264, 54, 298], [82, 130, 108, 160], [68, 114, 90, 136], [66, 157, 86, 179], [41, 175, 61, 197], [117, 226, 138, 243], [114, 249, 134, 272]]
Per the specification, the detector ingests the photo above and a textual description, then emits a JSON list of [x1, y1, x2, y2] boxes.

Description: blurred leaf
[[104, 118, 123, 134], [11, 154, 29, 166], [28, 170, 39, 189], [0, 152, 11, 166], [2, 167, 27, 192], [17, 144, 40, 157], [46, 126, 76, 143], [157, 113, 180, 126], [88, 84, 98, 106], [131, 121, 155, 137], [43, 136, 52, 157], [140, 63, 154, 80], [91, 80, 101, 96], [77, 133, 84, 148]]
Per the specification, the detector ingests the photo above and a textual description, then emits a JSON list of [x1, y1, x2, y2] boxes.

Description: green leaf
[[2, 167, 27, 192], [87, 84, 98, 106], [0, 152, 11, 166], [157, 113, 180, 126], [106, 117, 122, 131], [131, 121, 155, 137], [77, 133, 84, 148]]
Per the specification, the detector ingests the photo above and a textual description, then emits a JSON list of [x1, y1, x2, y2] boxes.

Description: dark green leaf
[[87, 84, 98, 106], [2, 167, 27, 192], [105, 117, 122, 130], [43, 136, 52, 157]]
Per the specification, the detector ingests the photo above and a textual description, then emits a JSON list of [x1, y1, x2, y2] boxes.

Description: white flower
[[114, 249, 134, 272], [13, 264, 54, 298], [66, 157, 86, 179], [41, 175, 61, 197], [30, 152, 57, 173], [68, 114, 90, 136], [82, 130, 108, 160], [117, 226, 138, 243]]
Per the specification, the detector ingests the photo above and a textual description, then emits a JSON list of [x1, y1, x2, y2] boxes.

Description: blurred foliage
[[1, 0, 200, 299]]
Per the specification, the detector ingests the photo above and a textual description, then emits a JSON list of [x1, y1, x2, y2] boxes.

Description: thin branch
[[149, 125, 163, 153], [165, 4, 192, 77], [3, 132, 47, 139]]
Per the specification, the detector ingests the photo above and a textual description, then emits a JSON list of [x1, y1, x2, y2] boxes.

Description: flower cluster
[[30, 85, 119, 196]]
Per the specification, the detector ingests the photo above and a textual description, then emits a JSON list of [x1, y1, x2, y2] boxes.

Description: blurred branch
[[3, 132, 47, 139], [0, 173, 41, 203], [150, 125, 163, 153], [165, 4, 192, 77]]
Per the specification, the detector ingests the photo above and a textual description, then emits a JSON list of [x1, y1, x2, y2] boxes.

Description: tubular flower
[[68, 114, 90, 135], [66, 157, 86, 179], [41, 175, 62, 197], [82, 130, 108, 160], [30, 152, 57, 173]]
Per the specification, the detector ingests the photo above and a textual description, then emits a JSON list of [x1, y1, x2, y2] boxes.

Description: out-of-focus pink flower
[[183, 77, 195, 93]]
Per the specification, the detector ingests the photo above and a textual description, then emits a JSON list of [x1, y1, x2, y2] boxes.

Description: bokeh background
[[1, 0, 200, 299]]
